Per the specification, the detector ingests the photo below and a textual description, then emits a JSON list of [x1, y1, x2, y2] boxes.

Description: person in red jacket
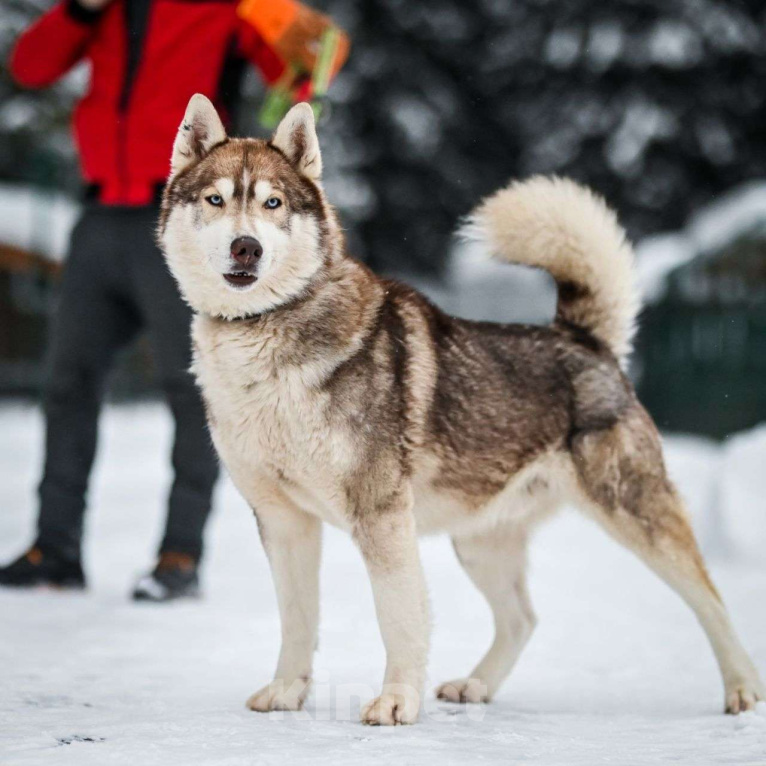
[[0, 0, 339, 600]]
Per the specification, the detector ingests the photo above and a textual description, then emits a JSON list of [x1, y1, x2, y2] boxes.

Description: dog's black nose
[[230, 237, 263, 268]]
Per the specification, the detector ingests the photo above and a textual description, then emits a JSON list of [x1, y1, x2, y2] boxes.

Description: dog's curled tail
[[462, 175, 641, 366]]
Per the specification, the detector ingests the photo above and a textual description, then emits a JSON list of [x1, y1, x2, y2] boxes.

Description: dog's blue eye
[[206, 194, 223, 207], [265, 197, 281, 209]]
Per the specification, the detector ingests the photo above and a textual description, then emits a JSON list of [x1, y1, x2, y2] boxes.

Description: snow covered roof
[[636, 180, 766, 303], [0, 183, 80, 263]]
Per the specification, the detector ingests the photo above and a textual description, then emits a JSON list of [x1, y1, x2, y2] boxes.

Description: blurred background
[[1, 0, 765, 436], [1, 5, 765, 754]]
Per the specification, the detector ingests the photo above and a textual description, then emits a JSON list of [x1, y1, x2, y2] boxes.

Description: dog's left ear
[[271, 103, 322, 181], [170, 94, 227, 177]]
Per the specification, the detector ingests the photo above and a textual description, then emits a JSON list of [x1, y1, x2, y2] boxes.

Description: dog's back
[[357, 279, 629, 519]]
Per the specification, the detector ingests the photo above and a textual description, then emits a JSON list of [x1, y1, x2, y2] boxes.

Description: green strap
[[312, 27, 339, 98], [258, 27, 341, 129]]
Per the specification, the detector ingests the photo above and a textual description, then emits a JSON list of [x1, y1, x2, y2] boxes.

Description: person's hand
[[76, 0, 114, 12]]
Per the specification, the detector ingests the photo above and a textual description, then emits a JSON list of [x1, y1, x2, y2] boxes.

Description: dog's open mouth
[[223, 271, 257, 288]]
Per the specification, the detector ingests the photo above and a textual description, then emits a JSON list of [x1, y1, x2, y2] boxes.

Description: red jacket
[[10, 0, 285, 205]]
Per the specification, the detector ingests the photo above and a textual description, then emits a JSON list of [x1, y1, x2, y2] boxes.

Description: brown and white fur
[[158, 94, 764, 725]]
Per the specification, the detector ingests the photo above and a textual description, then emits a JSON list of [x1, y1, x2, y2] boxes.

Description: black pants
[[36, 204, 219, 562]]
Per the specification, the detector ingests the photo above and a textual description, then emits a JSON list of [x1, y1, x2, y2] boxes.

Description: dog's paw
[[725, 680, 764, 714], [360, 691, 420, 726], [245, 678, 310, 713], [434, 677, 489, 704]]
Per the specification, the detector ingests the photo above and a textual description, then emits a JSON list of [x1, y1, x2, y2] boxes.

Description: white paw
[[725, 680, 764, 714], [246, 678, 310, 712], [360, 690, 420, 726], [434, 677, 489, 704]]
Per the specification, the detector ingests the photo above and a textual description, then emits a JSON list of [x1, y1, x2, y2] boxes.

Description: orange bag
[[237, 0, 349, 79]]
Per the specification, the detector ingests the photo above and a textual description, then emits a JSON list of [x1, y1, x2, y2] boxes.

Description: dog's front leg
[[246, 492, 321, 714], [354, 497, 429, 725]]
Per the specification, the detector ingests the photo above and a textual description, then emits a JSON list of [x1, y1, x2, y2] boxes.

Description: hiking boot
[[0, 545, 85, 589], [132, 551, 200, 602]]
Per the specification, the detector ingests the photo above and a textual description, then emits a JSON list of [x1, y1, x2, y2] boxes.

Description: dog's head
[[159, 94, 339, 319]]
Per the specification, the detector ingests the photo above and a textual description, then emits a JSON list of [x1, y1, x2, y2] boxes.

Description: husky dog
[[159, 94, 763, 725]]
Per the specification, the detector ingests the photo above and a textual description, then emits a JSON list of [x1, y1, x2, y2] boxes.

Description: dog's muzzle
[[225, 237, 262, 288]]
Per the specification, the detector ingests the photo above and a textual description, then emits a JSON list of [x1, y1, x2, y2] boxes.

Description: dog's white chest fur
[[192, 315, 355, 529]]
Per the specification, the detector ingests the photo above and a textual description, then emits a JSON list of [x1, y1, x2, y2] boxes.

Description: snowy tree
[[0, 0, 85, 192], [317, 0, 766, 274]]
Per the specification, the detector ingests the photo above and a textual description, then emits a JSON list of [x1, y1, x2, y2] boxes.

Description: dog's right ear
[[271, 102, 322, 181], [170, 94, 227, 177]]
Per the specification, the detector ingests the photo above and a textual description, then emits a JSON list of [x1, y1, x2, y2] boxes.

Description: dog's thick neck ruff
[[214, 277, 323, 325], [226, 312, 264, 323], [220, 303, 286, 325], [199, 257, 384, 381]]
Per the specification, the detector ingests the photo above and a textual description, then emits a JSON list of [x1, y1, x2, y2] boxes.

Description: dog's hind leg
[[572, 403, 765, 713], [435, 524, 535, 703]]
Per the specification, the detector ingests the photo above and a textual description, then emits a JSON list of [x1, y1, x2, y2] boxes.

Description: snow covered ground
[[0, 403, 765, 765]]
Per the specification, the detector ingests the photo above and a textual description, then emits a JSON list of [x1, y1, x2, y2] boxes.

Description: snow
[[635, 232, 695, 303], [647, 21, 702, 68], [0, 402, 765, 765], [387, 95, 441, 157], [544, 28, 581, 69], [585, 21, 623, 71], [446, 240, 556, 324], [716, 425, 766, 563], [0, 183, 79, 262], [687, 181, 766, 256], [635, 180, 766, 303], [606, 101, 676, 177]]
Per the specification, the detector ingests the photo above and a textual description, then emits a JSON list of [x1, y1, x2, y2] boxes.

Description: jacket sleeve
[[236, 21, 287, 86], [9, 0, 103, 88]]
